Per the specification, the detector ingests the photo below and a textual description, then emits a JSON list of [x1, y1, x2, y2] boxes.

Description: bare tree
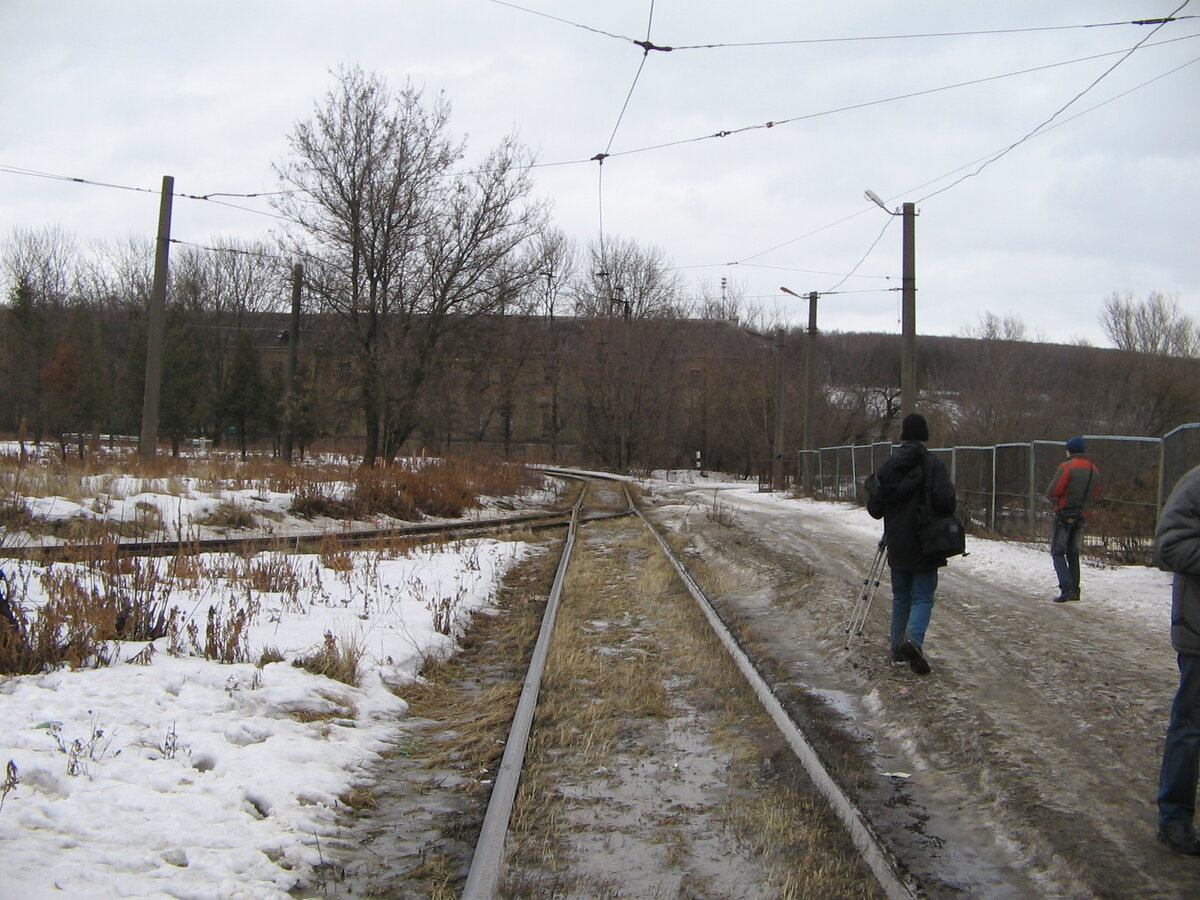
[[273, 65, 546, 464], [960, 311, 1039, 343], [572, 237, 685, 319], [1100, 291, 1200, 358]]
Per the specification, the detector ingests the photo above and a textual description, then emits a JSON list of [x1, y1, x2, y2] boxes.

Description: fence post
[[1158, 435, 1166, 523], [1027, 443, 1036, 531]]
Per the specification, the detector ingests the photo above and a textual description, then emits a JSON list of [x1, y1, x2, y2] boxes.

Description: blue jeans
[[890, 569, 938, 652], [1160, 653, 1200, 825], [1050, 517, 1084, 597]]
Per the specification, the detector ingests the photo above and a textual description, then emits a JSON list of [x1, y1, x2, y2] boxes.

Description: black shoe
[[1054, 592, 1080, 603], [1159, 820, 1200, 855], [897, 640, 931, 675]]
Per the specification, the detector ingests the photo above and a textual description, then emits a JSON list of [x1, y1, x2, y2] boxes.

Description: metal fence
[[797, 422, 1200, 564]]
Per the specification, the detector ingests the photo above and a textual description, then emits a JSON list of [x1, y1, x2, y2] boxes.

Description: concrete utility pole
[[773, 327, 786, 490], [781, 285, 820, 493], [864, 191, 918, 421], [281, 263, 303, 464], [804, 291, 819, 490], [900, 201, 917, 419], [138, 175, 174, 464]]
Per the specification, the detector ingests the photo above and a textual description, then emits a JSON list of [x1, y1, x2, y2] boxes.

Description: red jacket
[[1045, 453, 1100, 517]]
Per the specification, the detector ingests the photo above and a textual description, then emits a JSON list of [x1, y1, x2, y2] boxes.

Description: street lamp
[[865, 189, 918, 420]]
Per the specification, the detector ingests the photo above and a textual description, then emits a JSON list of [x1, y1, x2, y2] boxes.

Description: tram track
[[461, 469, 913, 899], [0, 479, 592, 563], [115, 466, 917, 896]]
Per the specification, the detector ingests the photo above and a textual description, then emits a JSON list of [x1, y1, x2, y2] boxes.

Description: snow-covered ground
[[0, 488, 537, 899], [672, 480, 1176, 623], [0, 467, 1178, 898], [0, 443, 558, 550]]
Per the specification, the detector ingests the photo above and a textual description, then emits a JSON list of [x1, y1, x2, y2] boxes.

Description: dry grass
[[503, 519, 882, 898], [193, 502, 257, 531], [0, 447, 547, 542], [0, 549, 179, 675], [293, 630, 364, 686]]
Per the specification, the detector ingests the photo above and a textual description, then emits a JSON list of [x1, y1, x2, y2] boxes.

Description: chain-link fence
[[798, 423, 1200, 565]]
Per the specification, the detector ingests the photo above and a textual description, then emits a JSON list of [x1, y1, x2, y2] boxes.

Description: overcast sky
[[2, 0, 1197, 345]]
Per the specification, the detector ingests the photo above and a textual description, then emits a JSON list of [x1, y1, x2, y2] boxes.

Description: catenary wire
[[719, 45, 1200, 272], [894, 51, 1200, 203], [593, 31, 1200, 163], [916, 0, 1193, 203], [485, 0, 634, 43], [823, 217, 895, 294], [661, 16, 1199, 50], [595, 0, 658, 260], [484, 0, 1194, 51]]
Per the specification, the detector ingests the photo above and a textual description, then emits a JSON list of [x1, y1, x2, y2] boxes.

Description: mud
[[647, 482, 1200, 899]]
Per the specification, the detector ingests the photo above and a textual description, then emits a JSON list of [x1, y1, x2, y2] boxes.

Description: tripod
[[844, 538, 886, 650]]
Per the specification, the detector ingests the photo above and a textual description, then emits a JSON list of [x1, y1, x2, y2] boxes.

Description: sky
[[1, 0, 1198, 346], [0, 464, 1174, 896]]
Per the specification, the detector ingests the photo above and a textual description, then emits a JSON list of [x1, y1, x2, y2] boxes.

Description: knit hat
[[1066, 436, 1086, 454], [900, 413, 930, 442]]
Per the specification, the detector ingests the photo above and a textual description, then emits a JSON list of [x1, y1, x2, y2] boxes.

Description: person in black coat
[[1155, 463, 1200, 855], [867, 413, 957, 674]]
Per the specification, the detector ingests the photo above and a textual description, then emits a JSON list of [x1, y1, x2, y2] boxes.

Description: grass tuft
[[293, 630, 363, 686]]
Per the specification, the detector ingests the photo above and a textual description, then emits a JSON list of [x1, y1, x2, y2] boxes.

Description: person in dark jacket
[[866, 413, 957, 675], [1156, 463, 1200, 855], [1044, 436, 1101, 603]]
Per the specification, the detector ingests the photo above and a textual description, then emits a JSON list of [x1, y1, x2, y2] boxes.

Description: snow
[[0, 536, 535, 899], [0, 468, 1177, 898], [675, 482, 1175, 622]]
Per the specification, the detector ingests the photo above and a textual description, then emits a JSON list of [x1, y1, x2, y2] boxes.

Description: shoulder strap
[[1080, 462, 1096, 508], [921, 452, 934, 519]]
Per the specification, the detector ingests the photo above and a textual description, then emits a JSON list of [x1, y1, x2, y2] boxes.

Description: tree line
[[3, 66, 1198, 470]]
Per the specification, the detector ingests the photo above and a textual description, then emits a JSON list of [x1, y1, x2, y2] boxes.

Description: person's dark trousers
[[1050, 517, 1085, 598], [1160, 652, 1200, 826]]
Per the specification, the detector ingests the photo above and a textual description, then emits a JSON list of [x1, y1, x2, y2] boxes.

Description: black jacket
[[867, 442, 957, 571], [1156, 464, 1200, 656]]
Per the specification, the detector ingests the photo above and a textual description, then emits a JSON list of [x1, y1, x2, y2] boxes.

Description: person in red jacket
[[1044, 436, 1100, 602]]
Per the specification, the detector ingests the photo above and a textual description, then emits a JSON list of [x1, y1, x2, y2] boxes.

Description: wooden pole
[[138, 175, 174, 464]]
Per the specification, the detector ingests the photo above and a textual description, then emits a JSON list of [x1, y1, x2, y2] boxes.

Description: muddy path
[[645, 482, 1200, 899]]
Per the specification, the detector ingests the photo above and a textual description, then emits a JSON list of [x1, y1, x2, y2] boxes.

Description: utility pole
[[773, 327, 786, 490], [281, 262, 303, 464], [803, 291, 819, 492], [900, 201, 917, 419], [138, 175, 174, 464], [782, 285, 819, 493], [617, 285, 630, 472]]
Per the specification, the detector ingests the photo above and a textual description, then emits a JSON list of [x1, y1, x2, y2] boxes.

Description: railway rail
[[3, 467, 914, 894], [0, 484, 597, 562], [462, 469, 915, 899]]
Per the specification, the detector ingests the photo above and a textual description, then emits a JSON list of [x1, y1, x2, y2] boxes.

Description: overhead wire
[[168, 238, 288, 262], [485, 0, 633, 43], [0, 164, 159, 195], [823, 217, 895, 294], [484, 0, 1195, 52], [592, 31, 1200, 163], [657, 16, 1199, 51], [7, 4, 1196, 313], [594, 0, 657, 261], [717, 39, 1200, 275], [916, 0, 1194, 203]]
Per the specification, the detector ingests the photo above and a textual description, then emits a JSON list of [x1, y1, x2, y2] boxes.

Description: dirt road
[[646, 481, 1200, 899]]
